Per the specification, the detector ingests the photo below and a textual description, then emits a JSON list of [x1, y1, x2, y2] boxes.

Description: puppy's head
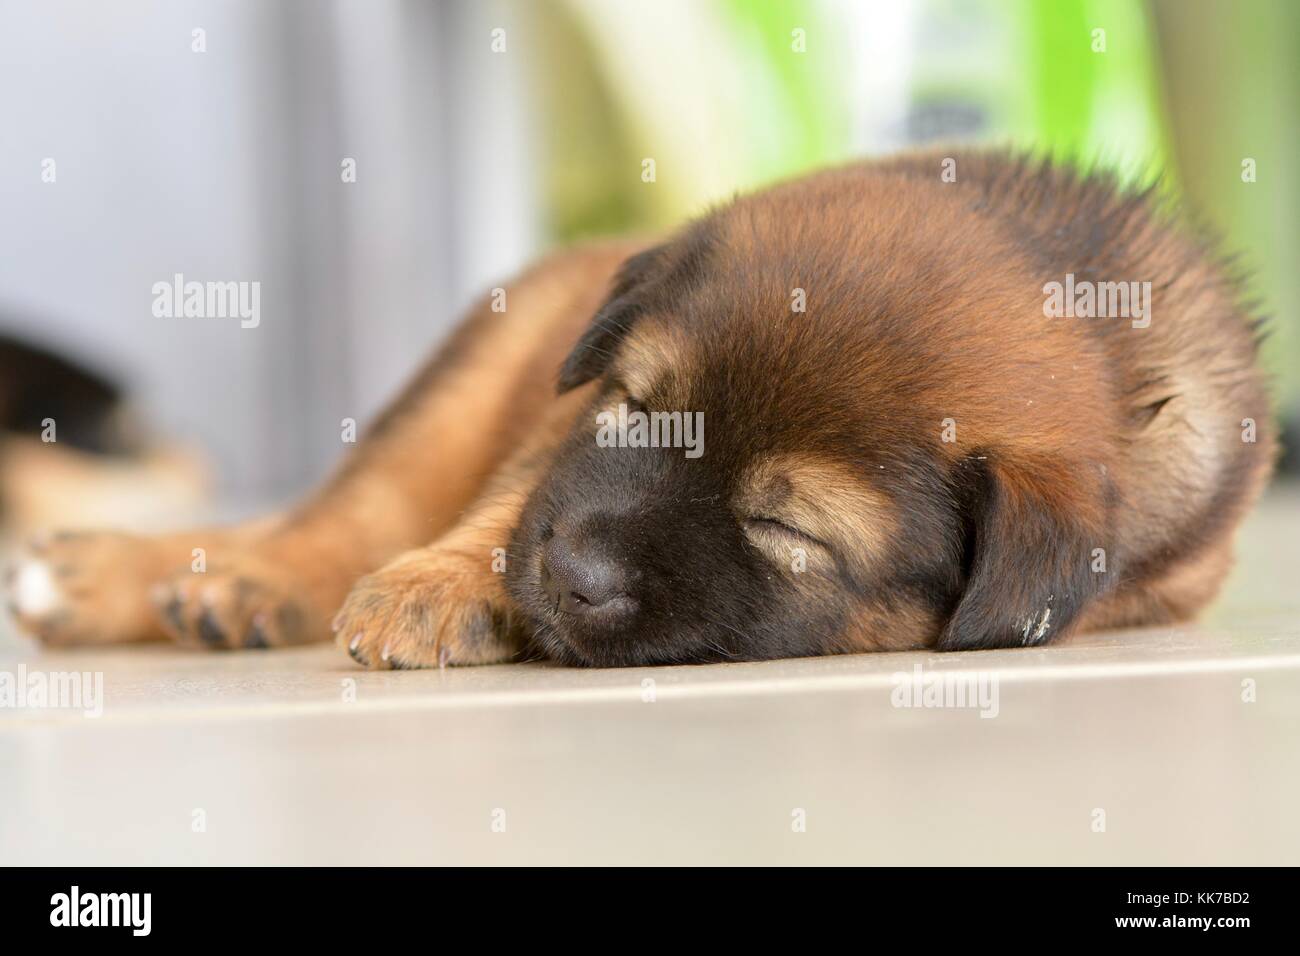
[[507, 185, 1112, 666]]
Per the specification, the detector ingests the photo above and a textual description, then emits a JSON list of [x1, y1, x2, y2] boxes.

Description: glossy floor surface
[[3, 489, 1298, 865]]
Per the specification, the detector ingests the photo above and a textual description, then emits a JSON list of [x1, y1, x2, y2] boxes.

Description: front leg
[[332, 382, 592, 669]]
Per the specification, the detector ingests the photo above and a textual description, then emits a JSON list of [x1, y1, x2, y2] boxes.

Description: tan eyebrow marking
[[738, 455, 897, 565], [610, 317, 691, 406]]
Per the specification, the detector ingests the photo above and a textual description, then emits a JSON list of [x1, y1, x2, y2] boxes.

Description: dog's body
[[11, 152, 1275, 666]]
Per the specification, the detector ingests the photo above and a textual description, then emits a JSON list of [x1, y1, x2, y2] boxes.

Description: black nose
[[540, 535, 634, 617]]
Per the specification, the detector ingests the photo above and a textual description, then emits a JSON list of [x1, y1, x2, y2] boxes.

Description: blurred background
[[0, 0, 1296, 516]]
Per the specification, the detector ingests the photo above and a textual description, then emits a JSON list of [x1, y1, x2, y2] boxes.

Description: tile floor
[[2, 488, 1298, 865]]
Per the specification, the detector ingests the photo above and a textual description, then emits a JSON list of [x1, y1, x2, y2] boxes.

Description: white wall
[[0, 0, 539, 502]]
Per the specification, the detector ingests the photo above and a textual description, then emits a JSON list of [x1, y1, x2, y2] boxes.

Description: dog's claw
[[347, 632, 368, 664], [196, 610, 227, 647], [244, 612, 270, 649]]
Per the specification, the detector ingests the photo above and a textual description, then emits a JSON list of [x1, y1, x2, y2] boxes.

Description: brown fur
[[10, 151, 1275, 665]]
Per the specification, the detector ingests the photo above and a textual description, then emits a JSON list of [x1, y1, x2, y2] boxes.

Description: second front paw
[[332, 547, 520, 669]]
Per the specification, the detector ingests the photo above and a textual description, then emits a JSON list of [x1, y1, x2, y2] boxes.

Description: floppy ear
[[937, 457, 1110, 650], [557, 244, 667, 393]]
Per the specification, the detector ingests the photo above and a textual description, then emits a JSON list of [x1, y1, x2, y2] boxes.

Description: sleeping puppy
[[9, 151, 1276, 666]]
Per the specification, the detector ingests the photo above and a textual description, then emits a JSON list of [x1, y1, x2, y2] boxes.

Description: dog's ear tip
[[932, 626, 968, 652], [555, 370, 582, 395], [940, 456, 1104, 652], [556, 241, 674, 395], [933, 613, 996, 652], [556, 351, 598, 393]]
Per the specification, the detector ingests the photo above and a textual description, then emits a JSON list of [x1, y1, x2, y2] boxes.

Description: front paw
[[149, 551, 324, 650], [333, 547, 519, 669], [8, 531, 170, 646]]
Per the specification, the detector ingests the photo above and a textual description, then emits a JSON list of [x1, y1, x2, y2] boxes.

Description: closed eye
[[608, 382, 647, 414], [742, 516, 827, 549]]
